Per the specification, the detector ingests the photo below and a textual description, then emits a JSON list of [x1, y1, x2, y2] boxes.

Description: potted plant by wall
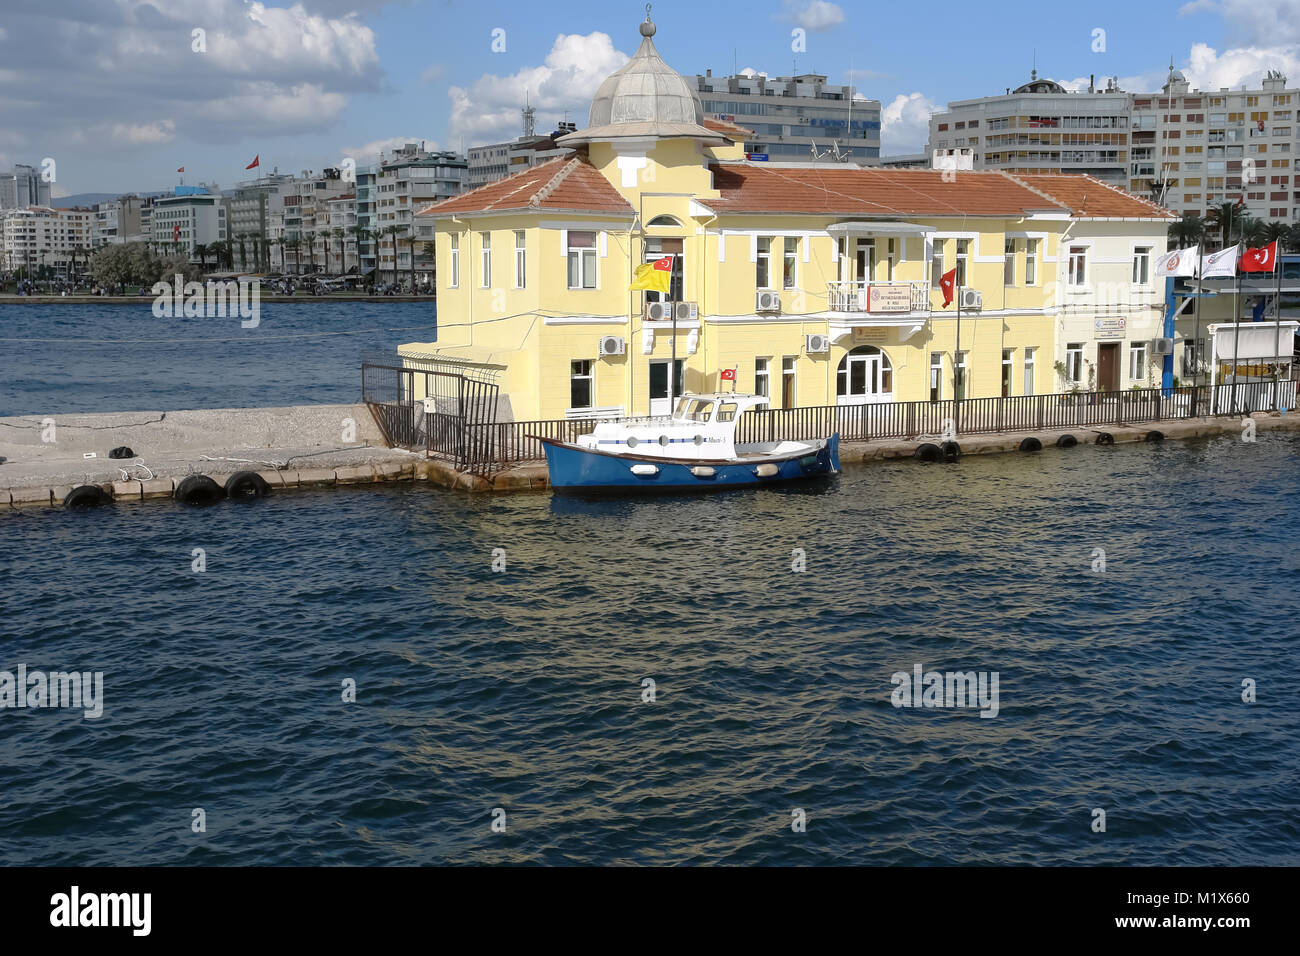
[[1054, 360, 1082, 405]]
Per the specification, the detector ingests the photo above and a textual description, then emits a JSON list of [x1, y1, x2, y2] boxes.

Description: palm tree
[[305, 230, 316, 274], [1206, 201, 1242, 247], [285, 238, 301, 274], [1286, 223, 1300, 254], [383, 224, 403, 287], [348, 224, 368, 275], [404, 230, 418, 292], [331, 227, 346, 274], [194, 243, 208, 272], [1167, 214, 1205, 249], [1239, 216, 1269, 247]]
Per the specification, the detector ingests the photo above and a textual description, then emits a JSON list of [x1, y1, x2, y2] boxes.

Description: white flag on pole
[[1200, 246, 1240, 279], [1153, 246, 1199, 277]]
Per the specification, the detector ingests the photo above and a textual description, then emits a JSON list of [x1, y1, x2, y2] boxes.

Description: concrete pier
[[3, 404, 1297, 507]]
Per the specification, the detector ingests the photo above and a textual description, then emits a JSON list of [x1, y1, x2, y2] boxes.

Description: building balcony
[[827, 279, 930, 314]]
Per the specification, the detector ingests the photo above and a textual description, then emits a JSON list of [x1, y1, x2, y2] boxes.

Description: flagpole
[[1230, 241, 1243, 414], [954, 287, 962, 434], [1273, 244, 1284, 409], [1192, 247, 1203, 390], [669, 253, 677, 410]]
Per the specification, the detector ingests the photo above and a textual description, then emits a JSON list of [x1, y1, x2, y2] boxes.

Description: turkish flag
[[720, 368, 736, 381], [173, 224, 180, 241], [177, 166, 185, 173], [1242, 240, 1279, 272], [245, 154, 260, 170], [1235, 194, 1244, 208], [939, 267, 957, 307]]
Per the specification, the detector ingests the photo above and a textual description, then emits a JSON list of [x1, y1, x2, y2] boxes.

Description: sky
[[3, 0, 1299, 196]]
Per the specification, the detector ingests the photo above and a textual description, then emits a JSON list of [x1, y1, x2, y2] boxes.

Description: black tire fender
[[914, 442, 941, 462], [225, 470, 272, 499], [1019, 437, 1043, 452], [940, 440, 961, 462], [64, 485, 112, 508], [1096, 432, 1115, 446], [175, 474, 225, 504], [1056, 434, 1078, 448]]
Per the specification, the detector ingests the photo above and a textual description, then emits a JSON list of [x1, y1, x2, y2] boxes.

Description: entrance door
[[648, 359, 683, 415], [1096, 342, 1120, 392]]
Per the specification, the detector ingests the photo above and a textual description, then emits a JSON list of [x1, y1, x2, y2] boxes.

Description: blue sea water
[[0, 302, 434, 416], [1, 428, 1298, 865]]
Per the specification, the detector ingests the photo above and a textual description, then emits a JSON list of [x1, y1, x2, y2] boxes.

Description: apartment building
[[1, 205, 93, 274], [91, 195, 146, 247], [152, 187, 226, 257], [0, 164, 53, 210], [693, 70, 882, 162], [930, 68, 1300, 222], [375, 144, 465, 283]]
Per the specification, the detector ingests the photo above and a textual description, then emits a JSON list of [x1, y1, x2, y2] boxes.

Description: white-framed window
[[1025, 238, 1038, 285], [885, 238, 896, 280], [836, 237, 849, 282], [479, 231, 491, 288], [1001, 348, 1014, 397], [1068, 245, 1088, 286], [781, 356, 796, 408], [929, 351, 943, 402], [1132, 246, 1151, 285], [1004, 238, 1016, 286], [930, 240, 944, 286], [513, 230, 526, 289], [754, 357, 770, 398], [570, 359, 594, 409], [783, 237, 798, 289], [756, 236, 772, 288], [567, 231, 596, 289], [1066, 343, 1084, 383], [1024, 347, 1036, 395], [955, 239, 969, 287], [1129, 341, 1148, 381]]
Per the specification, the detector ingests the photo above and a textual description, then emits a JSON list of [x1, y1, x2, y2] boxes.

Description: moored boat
[[536, 392, 839, 491]]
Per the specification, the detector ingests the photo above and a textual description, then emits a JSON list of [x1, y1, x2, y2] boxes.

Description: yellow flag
[[630, 255, 673, 293]]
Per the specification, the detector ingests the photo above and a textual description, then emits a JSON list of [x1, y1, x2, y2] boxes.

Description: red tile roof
[[416, 157, 633, 218], [1007, 173, 1176, 219], [703, 115, 755, 138], [705, 165, 1074, 217]]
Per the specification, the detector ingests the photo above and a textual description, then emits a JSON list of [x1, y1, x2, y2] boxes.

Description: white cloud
[[448, 32, 629, 146], [1220, 0, 1300, 44], [880, 92, 937, 155], [107, 119, 176, 145], [420, 63, 447, 85], [341, 136, 441, 165], [1182, 41, 1300, 89], [1178, 0, 1218, 15], [739, 67, 770, 79], [778, 1, 846, 32]]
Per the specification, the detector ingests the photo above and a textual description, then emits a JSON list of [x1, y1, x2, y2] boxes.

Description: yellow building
[[401, 14, 1172, 423]]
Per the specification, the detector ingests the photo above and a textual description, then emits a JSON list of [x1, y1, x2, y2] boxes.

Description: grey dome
[[556, 14, 729, 148], [588, 22, 704, 127]]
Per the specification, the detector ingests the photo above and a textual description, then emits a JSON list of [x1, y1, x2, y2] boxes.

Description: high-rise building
[[152, 187, 227, 257], [0, 164, 53, 210], [929, 72, 1131, 186], [929, 68, 1300, 222], [375, 144, 466, 283], [693, 71, 881, 162], [91, 195, 146, 246], [1, 206, 93, 274]]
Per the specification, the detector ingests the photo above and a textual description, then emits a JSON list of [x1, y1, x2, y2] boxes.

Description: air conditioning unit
[[645, 301, 672, 321], [805, 333, 830, 354], [1152, 336, 1175, 356], [756, 290, 782, 313], [958, 288, 982, 310], [674, 301, 698, 321], [597, 335, 626, 357]]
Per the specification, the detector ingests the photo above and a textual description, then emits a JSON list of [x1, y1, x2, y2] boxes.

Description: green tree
[[1167, 214, 1205, 249]]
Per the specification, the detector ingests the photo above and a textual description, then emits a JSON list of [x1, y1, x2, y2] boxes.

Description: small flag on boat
[[939, 267, 957, 307], [630, 255, 672, 293], [720, 367, 736, 381], [245, 154, 260, 170]]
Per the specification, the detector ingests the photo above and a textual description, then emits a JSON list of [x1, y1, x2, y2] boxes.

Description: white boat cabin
[[576, 392, 772, 460]]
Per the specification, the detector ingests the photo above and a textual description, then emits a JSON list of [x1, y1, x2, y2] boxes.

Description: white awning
[[1208, 322, 1299, 362], [827, 221, 935, 237]]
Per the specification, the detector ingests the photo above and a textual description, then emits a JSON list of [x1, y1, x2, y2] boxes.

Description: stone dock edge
[[4, 411, 1297, 508]]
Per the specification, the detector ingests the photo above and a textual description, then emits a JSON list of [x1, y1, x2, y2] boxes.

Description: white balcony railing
[[827, 279, 931, 314]]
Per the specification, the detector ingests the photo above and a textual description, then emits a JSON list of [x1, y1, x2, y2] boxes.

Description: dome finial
[[641, 4, 656, 36]]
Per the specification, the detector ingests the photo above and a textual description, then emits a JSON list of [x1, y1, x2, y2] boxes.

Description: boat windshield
[[684, 400, 714, 422], [715, 402, 739, 422]]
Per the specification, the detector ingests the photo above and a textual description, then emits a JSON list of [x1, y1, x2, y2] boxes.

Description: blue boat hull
[[539, 434, 840, 492]]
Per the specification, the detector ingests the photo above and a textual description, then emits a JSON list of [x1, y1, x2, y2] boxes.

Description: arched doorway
[[836, 345, 894, 405]]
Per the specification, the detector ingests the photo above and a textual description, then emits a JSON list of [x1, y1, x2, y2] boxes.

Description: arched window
[[647, 215, 683, 228], [836, 345, 894, 402]]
